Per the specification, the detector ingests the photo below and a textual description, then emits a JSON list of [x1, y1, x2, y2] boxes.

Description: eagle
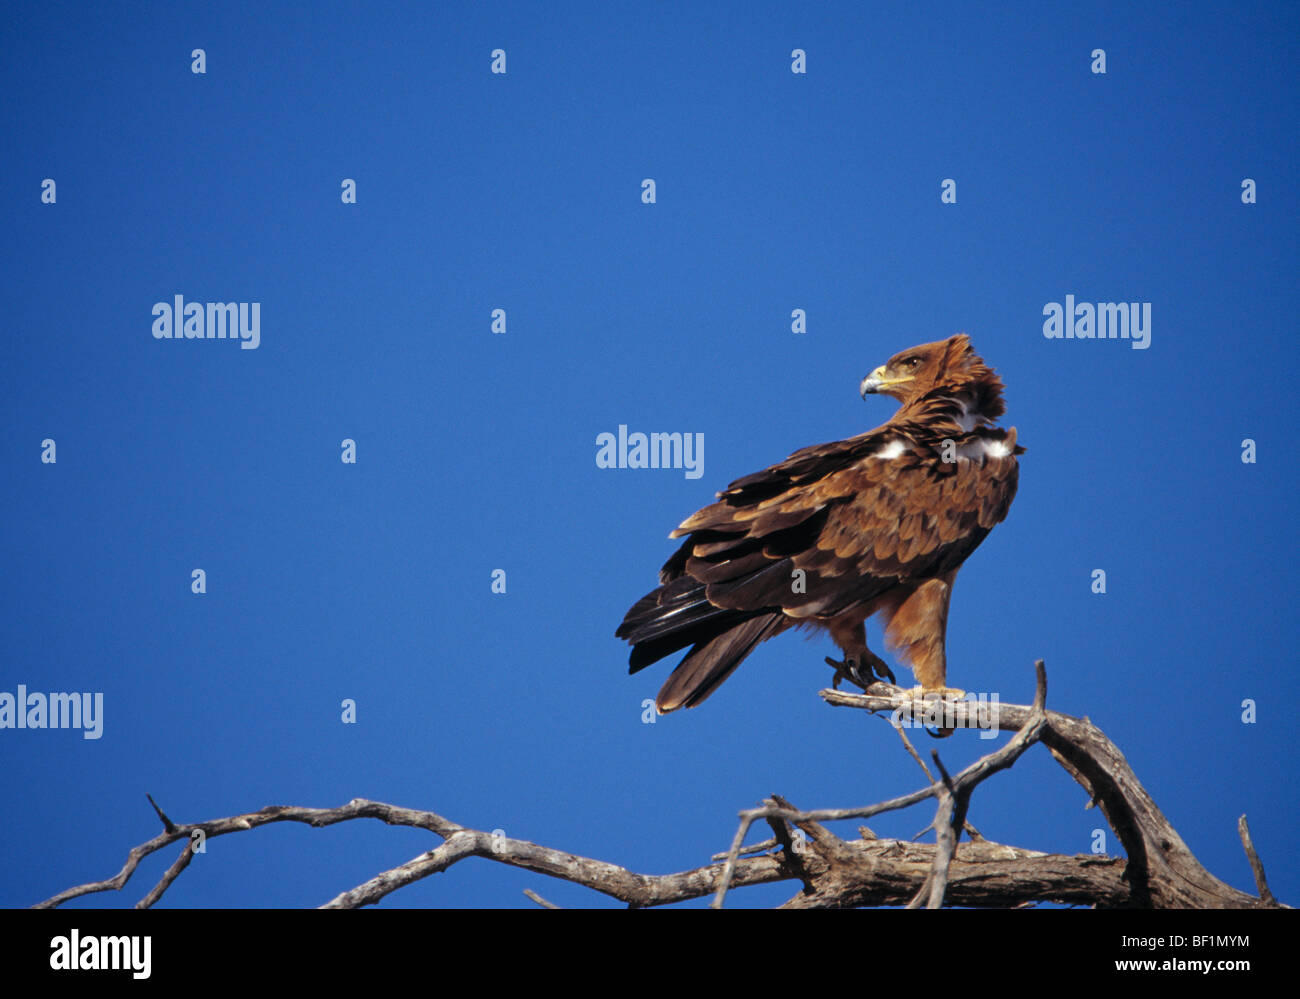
[[616, 334, 1022, 713]]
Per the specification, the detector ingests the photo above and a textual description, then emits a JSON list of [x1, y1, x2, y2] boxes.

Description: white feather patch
[[786, 598, 832, 617], [957, 438, 1012, 461], [937, 395, 980, 432]]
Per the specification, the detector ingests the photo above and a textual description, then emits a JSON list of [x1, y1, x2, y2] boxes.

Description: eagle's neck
[[896, 374, 1007, 439]]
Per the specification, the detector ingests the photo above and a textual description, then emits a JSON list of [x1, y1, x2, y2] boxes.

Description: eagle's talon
[[824, 656, 853, 690], [853, 652, 895, 687]]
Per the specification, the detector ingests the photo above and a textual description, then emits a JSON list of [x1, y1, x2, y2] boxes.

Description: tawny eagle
[[617, 334, 1022, 712]]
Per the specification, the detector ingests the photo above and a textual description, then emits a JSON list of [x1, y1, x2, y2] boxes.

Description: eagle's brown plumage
[[616, 334, 1022, 712]]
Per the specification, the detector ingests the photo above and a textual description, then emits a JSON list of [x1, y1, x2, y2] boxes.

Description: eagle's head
[[859, 334, 1006, 422]]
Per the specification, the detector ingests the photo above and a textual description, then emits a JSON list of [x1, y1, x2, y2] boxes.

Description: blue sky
[[2, 1, 1296, 909]]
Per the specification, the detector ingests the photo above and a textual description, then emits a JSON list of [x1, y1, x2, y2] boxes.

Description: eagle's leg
[[882, 572, 964, 698], [826, 619, 896, 689]]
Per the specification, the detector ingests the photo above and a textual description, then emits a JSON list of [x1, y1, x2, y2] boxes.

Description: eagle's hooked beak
[[860, 365, 890, 398], [861, 364, 917, 399]]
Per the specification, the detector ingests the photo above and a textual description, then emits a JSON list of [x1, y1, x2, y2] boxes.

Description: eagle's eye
[[902, 357, 920, 368]]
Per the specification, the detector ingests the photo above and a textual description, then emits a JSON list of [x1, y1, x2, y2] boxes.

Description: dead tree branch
[[34, 662, 1285, 909]]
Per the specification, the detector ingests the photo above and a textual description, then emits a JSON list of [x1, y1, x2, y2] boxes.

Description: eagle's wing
[[617, 427, 1019, 710]]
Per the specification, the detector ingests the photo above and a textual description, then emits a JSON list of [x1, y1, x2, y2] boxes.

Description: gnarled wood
[[34, 662, 1285, 910]]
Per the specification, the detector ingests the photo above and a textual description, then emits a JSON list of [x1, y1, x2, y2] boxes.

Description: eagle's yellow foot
[[909, 685, 966, 700], [900, 686, 964, 739]]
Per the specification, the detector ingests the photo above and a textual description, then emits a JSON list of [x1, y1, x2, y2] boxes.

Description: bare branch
[[890, 716, 935, 783], [1238, 815, 1275, 905], [35, 662, 1287, 910], [146, 793, 177, 834], [136, 841, 193, 910], [820, 661, 1274, 908]]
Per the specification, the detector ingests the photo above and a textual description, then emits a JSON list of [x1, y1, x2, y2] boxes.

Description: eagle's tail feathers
[[655, 613, 785, 712]]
